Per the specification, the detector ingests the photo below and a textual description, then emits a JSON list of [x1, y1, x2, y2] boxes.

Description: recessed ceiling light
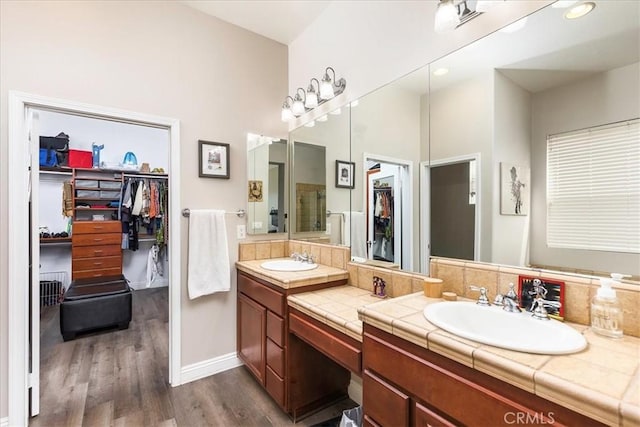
[[564, 2, 595, 19], [432, 67, 449, 76], [499, 16, 528, 33], [552, 0, 578, 8]]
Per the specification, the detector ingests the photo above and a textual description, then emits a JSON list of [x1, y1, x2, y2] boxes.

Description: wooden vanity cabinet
[[362, 325, 604, 427], [236, 270, 350, 421]]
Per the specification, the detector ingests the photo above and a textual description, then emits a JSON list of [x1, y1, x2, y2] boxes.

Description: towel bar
[[326, 210, 345, 218], [182, 208, 246, 218]]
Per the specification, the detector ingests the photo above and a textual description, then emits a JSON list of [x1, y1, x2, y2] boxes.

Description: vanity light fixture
[[280, 67, 346, 122], [564, 2, 595, 19], [329, 107, 342, 115], [304, 120, 315, 128], [317, 114, 328, 122], [434, 0, 484, 33]]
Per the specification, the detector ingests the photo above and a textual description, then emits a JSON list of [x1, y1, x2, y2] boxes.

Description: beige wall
[[0, 0, 287, 418]]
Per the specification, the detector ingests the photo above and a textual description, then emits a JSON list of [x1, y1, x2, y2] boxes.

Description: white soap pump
[[590, 273, 627, 338]]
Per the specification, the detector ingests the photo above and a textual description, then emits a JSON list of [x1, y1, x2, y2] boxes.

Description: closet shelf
[[40, 166, 168, 179], [40, 237, 72, 245], [73, 207, 118, 211]]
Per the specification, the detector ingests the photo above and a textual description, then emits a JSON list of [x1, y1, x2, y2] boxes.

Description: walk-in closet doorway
[[7, 92, 182, 426]]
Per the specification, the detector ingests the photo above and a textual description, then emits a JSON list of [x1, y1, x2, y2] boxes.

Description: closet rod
[[182, 208, 246, 218]]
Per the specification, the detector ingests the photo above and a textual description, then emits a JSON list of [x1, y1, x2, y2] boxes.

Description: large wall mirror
[[350, 69, 429, 271], [426, 0, 639, 277], [246, 133, 288, 235], [289, 105, 350, 245]]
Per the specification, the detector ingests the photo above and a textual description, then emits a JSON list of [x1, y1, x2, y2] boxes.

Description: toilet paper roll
[[423, 277, 443, 298]]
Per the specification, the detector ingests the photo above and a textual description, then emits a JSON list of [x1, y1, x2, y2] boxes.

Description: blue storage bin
[[39, 148, 58, 167]]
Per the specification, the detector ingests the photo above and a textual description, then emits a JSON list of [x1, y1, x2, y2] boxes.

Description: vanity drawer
[[72, 255, 121, 271], [414, 401, 457, 427], [265, 365, 285, 407], [72, 244, 122, 258], [289, 310, 361, 374], [73, 221, 121, 234], [266, 338, 284, 378], [238, 272, 285, 316], [363, 370, 409, 427], [72, 233, 122, 247], [266, 311, 285, 346], [72, 267, 122, 280]]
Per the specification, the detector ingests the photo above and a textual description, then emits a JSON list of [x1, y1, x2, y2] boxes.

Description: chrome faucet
[[290, 251, 315, 264], [498, 283, 522, 313]]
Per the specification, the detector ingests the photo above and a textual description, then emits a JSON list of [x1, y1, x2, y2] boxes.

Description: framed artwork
[[199, 140, 230, 179], [518, 275, 565, 320], [248, 180, 263, 202], [500, 163, 529, 215], [335, 160, 355, 189]]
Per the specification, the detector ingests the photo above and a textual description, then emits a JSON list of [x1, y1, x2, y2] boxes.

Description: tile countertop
[[357, 292, 640, 427], [236, 259, 349, 289], [287, 285, 384, 341]]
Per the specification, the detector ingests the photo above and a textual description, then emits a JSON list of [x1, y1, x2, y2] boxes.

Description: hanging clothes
[[120, 176, 169, 251]]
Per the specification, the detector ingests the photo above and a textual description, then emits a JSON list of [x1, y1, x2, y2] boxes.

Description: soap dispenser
[[591, 273, 626, 338]]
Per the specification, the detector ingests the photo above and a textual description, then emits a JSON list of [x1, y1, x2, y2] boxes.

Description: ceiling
[[181, 0, 331, 45]]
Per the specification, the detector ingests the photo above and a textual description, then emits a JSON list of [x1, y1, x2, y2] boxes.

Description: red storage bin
[[68, 149, 92, 168]]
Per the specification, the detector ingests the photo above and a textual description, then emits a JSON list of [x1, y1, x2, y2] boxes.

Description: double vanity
[[236, 241, 640, 427]]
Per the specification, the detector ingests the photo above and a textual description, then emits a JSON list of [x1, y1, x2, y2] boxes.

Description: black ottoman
[[60, 275, 132, 341]]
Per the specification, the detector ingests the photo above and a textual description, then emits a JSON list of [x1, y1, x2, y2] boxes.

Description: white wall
[[287, 1, 552, 130], [0, 1, 287, 417], [492, 71, 532, 267], [530, 62, 640, 275]]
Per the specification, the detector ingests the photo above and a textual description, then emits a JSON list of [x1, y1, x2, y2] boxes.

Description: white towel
[[187, 209, 230, 299], [343, 211, 367, 260]]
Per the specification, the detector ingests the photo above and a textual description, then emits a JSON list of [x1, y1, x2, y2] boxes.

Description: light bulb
[[317, 115, 328, 122], [305, 90, 318, 108], [320, 76, 335, 100], [281, 106, 293, 122], [304, 120, 315, 128], [292, 95, 305, 116]]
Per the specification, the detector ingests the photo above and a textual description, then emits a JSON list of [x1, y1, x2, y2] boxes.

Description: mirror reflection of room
[[246, 134, 287, 235]]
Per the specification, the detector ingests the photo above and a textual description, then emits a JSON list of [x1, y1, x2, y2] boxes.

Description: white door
[[367, 163, 401, 264], [28, 107, 41, 417]]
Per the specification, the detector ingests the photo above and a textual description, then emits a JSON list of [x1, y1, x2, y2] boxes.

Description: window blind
[[547, 118, 640, 253]]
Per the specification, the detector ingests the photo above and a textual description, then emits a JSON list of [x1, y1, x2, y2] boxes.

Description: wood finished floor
[[33, 287, 356, 427]]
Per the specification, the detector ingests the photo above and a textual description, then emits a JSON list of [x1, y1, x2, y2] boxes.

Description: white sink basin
[[423, 301, 587, 355], [260, 259, 319, 272]]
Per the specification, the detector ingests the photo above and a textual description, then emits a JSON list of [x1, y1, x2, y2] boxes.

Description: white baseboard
[[348, 374, 363, 405], [128, 279, 168, 290], [180, 352, 243, 385], [1, 416, 8, 427]]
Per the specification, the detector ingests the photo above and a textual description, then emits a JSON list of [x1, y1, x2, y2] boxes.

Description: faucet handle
[[505, 282, 519, 300], [469, 285, 490, 306]]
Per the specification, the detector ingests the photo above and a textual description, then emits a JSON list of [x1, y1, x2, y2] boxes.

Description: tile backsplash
[[238, 240, 350, 270], [430, 257, 640, 338]]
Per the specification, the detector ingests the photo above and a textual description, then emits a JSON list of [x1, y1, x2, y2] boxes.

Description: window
[[547, 119, 640, 253]]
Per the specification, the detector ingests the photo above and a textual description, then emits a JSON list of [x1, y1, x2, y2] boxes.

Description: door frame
[[362, 152, 413, 271], [420, 153, 481, 273], [8, 91, 182, 426]]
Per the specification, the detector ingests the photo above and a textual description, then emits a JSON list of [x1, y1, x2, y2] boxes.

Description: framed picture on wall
[[500, 163, 529, 215], [335, 160, 355, 189], [199, 140, 230, 179]]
